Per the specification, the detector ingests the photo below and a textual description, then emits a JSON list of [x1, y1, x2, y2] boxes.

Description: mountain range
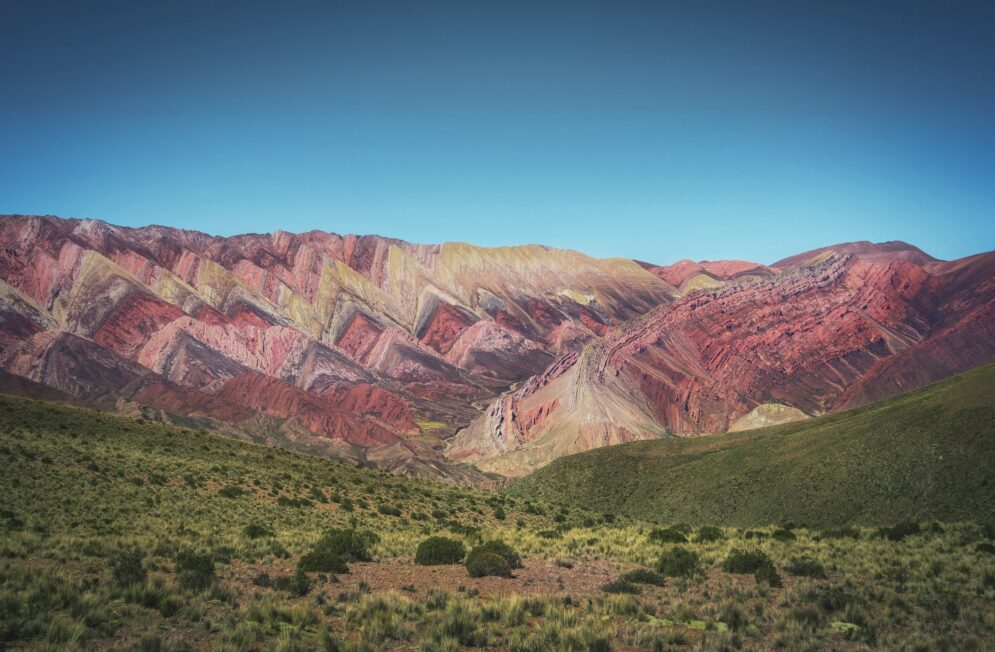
[[1, 214, 992, 481]]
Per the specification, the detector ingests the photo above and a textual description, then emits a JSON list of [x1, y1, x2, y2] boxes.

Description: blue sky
[[1, 0, 993, 264]]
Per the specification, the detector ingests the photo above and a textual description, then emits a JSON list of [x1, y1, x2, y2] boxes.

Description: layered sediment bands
[[213, 373, 407, 446], [3, 215, 992, 482], [450, 245, 995, 476], [0, 214, 676, 482]]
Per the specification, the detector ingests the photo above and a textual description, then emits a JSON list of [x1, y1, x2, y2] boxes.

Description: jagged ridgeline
[[507, 363, 995, 528]]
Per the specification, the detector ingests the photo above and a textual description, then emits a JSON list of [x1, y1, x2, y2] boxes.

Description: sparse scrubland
[[1, 375, 994, 650]]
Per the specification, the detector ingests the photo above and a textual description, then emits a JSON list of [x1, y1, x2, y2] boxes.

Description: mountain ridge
[[448, 245, 995, 476], [1, 213, 992, 481]]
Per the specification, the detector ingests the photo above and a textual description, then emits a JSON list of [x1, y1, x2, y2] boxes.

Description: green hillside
[[1, 385, 994, 649], [507, 363, 995, 528]]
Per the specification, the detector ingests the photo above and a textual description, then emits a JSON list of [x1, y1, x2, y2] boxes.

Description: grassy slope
[[0, 393, 579, 552], [508, 362, 995, 528], [2, 387, 994, 650]]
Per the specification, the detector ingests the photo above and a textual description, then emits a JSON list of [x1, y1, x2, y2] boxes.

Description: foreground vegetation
[[1, 389, 994, 650], [509, 362, 995, 528]]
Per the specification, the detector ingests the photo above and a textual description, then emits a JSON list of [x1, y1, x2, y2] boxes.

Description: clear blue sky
[[1, 1, 993, 264]]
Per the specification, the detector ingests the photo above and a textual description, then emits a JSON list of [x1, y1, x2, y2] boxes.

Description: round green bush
[[620, 567, 665, 586], [754, 561, 782, 587], [820, 526, 860, 540], [111, 545, 147, 587], [657, 547, 701, 578], [876, 521, 921, 542], [466, 551, 512, 578], [298, 546, 349, 573], [467, 541, 522, 569], [722, 548, 773, 574], [694, 526, 724, 543], [415, 536, 466, 565], [649, 527, 687, 544], [243, 523, 273, 539], [174, 549, 215, 591], [976, 542, 995, 555], [298, 528, 377, 573], [602, 578, 641, 594], [786, 557, 826, 579]]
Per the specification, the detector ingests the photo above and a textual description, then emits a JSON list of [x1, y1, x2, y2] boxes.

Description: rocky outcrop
[[728, 404, 808, 432]]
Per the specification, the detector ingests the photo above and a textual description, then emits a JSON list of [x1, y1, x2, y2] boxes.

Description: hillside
[[451, 244, 995, 477], [507, 363, 995, 527], [3, 389, 995, 650]]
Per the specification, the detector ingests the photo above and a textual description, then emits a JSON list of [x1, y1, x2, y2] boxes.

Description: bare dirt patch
[[229, 556, 625, 598]]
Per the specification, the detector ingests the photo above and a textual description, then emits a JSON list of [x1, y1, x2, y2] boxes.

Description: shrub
[[648, 527, 687, 544], [466, 551, 512, 578], [377, 504, 402, 517], [694, 526, 724, 543], [273, 569, 313, 597], [877, 522, 921, 542], [466, 541, 521, 569], [723, 549, 773, 574], [444, 521, 482, 539], [415, 536, 466, 565], [620, 567, 665, 586], [315, 528, 376, 565], [277, 496, 312, 509], [754, 561, 782, 587], [813, 585, 852, 613], [243, 523, 274, 539], [217, 485, 245, 498], [821, 526, 860, 540], [174, 549, 215, 591], [111, 545, 147, 587], [718, 600, 749, 631], [299, 549, 347, 574], [772, 528, 797, 542], [602, 578, 641, 594], [786, 557, 826, 579], [657, 547, 701, 578], [789, 605, 823, 628], [976, 542, 995, 555]]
